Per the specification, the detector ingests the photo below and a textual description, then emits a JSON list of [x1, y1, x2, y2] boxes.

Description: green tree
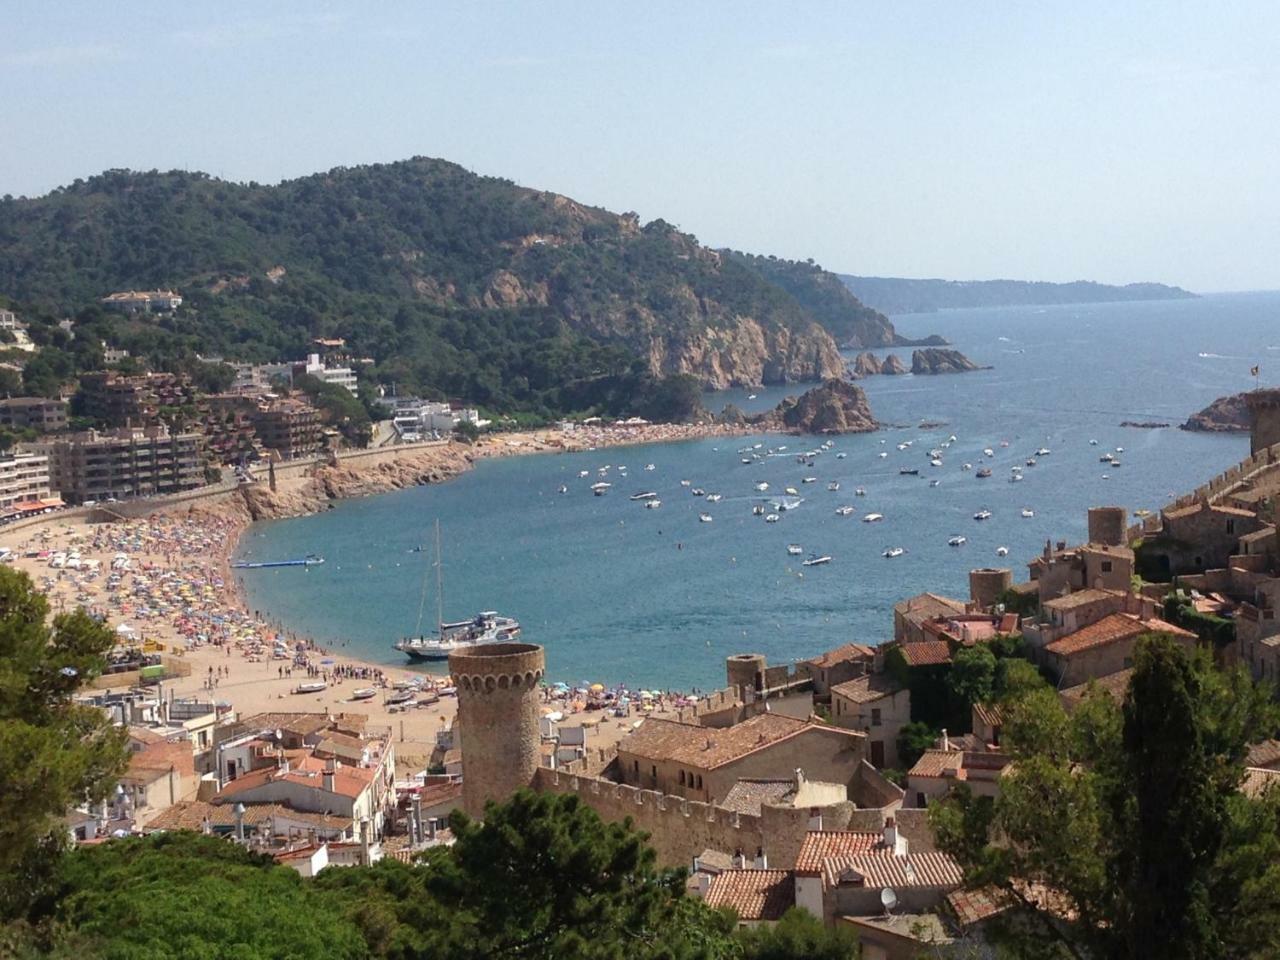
[[896, 721, 940, 771], [0, 567, 127, 917], [932, 634, 1280, 959], [736, 907, 858, 960], [948, 645, 997, 724]]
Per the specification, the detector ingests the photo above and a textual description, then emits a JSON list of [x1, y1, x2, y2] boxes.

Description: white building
[[100, 290, 183, 314], [301, 354, 358, 395], [0, 453, 52, 512]]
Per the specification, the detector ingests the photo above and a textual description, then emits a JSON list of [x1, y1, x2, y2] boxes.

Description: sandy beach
[[2, 423, 738, 762]]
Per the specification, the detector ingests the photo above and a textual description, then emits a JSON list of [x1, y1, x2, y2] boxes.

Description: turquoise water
[[235, 292, 1277, 689]]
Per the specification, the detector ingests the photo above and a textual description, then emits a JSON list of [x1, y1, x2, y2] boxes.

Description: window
[[916, 792, 927, 808], [1227, 519, 1236, 535], [871, 707, 882, 727], [679, 770, 686, 785], [1101, 561, 1113, 573], [696, 775, 703, 790], [650, 765, 657, 782], [633, 759, 639, 774]]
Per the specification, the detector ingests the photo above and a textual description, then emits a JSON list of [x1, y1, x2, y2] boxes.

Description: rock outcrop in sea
[[880, 354, 908, 375], [910, 348, 986, 374], [851, 352, 882, 377], [753, 379, 878, 434], [1181, 393, 1251, 433]]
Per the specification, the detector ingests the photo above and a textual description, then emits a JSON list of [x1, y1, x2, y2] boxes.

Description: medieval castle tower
[[449, 641, 545, 818], [1247, 388, 1280, 455]]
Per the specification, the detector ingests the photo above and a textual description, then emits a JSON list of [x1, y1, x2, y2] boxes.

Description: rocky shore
[[1181, 393, 1251, 433]]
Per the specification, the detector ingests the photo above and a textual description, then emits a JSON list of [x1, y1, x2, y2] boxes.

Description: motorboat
[[681, 479, 692, 487], [1090, 439, 1099, 445], [1109, 460, 1122, 468], [699, 513, 713, 523], [645, 463, 656, 471], [1100, 453, 1115, 463], [802, 477, 817, 484], [976, 468, 992, 478], [930, 479, 940, 487], [785, 486, 800, 496], [1036, 448, 1051, 456], [578, 470, 590, 478], [962, 463, 973, 471], [558, 485, 568, 494], [827, 481, 840, 491], [691, 487, 706, 496], [863, 513, 884, 523], [1116, 447, 1125, 453], [802, 554, 832, 567], [835, 506, 855, 516], [854, 487, 866, 496], [1026, 458, 1037, 467], [1021, 508, 1035, 518], [755, 481, 770, 492], [752, 504, 765, 516], [630, 491, 658, 501], [386, 691, 414, 706], [787, 544, 803, 555], [974, 509, 992, 521], [742, 457, 753, 464], [836, 452, 847, 459], [591, 482, 611, 496], [948, 536, 967, 547], [1010, 474, 1023, 483], [930, 459, 943, 467], [983, 448, 994, 457], [646, 499, 662, 509], [900, 468, 919, 476], [705, 493, 722, 502], [294, 682, 327, 694], [882, 547, 905, 558], [765, 513, 780, 523], [775, 497, 803, 511], [350, 687, 377, 701], [996, 547, 1009, 557]]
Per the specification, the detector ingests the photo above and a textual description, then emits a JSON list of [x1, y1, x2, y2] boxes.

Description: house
[[215, 755, 385, 832], [894, 594, 967, 644], [830, 675, 911, 769], [100, 289, 183, 313], [1143, 500, 1266, 577], [799, 643, 875, 697], [704, 869, 796, 925], [1042, 614, 1197, 687], [143, 799, 354, 842], [615, 713, 867, 803], [905, 744, 1010, 809], [893, 640, 952, 668], [1029, 541, 1135, 602], [115, 737, 199, 827]]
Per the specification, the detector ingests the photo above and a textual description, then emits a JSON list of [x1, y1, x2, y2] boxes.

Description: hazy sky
[[4, 2, 1277, 291]]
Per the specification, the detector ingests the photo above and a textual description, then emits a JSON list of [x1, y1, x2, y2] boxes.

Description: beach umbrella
[[321, 658, 335, 665], [589, 683, 604, 693]]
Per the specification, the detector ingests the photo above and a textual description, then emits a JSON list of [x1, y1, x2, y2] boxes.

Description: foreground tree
[[931, 634, 1280, 959], [0, 567, 126, 916]]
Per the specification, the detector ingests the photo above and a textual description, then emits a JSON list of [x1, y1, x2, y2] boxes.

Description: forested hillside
[[0, 159, 910, 418], [841, 274, 1196, 315]]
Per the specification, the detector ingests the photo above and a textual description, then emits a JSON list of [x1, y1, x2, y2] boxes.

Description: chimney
[[807, 807, 823, 832], [754, 847, 768, 869], [360, 817, 371, 866], [731, 849, 746, 869], [323, 760, 335, 794], [795, 767, 806, 786], [883, 816, 907, 856], [942, 728, 950, 751]]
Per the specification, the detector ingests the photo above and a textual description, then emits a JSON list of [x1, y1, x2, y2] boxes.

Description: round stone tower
[[449, 642, 545, 819], [968, 568, 1012, 611], [1087, 506, 1128, 546], [726, 653, 768, 698], [1246, 389, 1280, 455]]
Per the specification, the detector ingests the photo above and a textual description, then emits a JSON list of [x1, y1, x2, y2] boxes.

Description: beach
[[1, 422, 738, 762]]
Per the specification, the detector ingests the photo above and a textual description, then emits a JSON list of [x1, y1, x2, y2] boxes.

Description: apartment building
[[25, 426, 205, 503], [253, 398, 323, 460], [0, 397, 68, 433], [100, 289, 183, 313], [0, 453, 52, 511]]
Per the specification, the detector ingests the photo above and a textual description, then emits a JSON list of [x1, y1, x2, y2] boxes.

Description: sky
[[3, 2, 1278, 291]]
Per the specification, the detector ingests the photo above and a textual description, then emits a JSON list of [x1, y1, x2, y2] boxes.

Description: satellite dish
[[880, 887, 898, 913]]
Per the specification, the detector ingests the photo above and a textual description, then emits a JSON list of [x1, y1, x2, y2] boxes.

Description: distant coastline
[[839, 274, 1196, 316]]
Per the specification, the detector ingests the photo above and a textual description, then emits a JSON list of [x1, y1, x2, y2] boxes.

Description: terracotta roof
[[998, 612, 1020, 634], [1042, 588, 1120, 613], [948, 885, 1016, 927], [1045, 614, 1195, 658], [619, 714, 853, 770], [804, 643, 876, 669], [144, 800, 351, 833], [1247, 740, 1280, 769], [972, 703, 1004, 729], [898, 641, 952, 667], [216, 755, 375, 801], [413, 780, 463, 807], [720, 780, 795, 816], [831, 674, 902, 705], [908, 749, 963, 779], [704, 870, 795, 921], [1165, 501, 1257, 520], [1242, 767, 1280, 799], [895, 593, 966, 622], [1060, 669, 1133, 705], [795, 831, 885, 874], [825, 851, 963, 889]]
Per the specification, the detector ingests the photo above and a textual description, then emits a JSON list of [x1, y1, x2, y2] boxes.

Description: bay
[[235, 292, 1276, 689]]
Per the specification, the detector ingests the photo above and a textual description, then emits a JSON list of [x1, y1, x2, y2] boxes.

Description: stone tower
[[449, 642, 545, 818], [726, 653, 768, 699], [1087, 506, 1127, 547], [968, 568, 1012, 611], [1246, 389, 1280, 455]]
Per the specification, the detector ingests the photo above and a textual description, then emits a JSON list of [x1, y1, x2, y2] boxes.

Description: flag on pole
[[1252, 365, 1260, 377]]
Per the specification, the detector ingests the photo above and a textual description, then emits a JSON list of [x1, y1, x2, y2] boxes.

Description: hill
[[0, 159, 911, 419], [839, 274, 1197, 316]]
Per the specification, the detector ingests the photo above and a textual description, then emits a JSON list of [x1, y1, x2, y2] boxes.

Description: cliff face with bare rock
[[753, 379, 878, 434], [881, 354, 908, 375], [1181, 393, 1251, 433]]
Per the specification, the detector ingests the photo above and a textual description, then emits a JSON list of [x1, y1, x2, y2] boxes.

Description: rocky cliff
[[1181, 393, 1251, 433], [753, 379, 878, 434], [910, 349, 986, 374], [881, 354, 908, 375], [851, 352, 882, 377]]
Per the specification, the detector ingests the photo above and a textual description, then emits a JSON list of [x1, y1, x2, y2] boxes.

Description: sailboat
[[392, 521, 521, 662]]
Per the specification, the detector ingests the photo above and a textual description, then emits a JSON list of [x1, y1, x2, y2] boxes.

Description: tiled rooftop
[[1044, 614, 1195, 658], [898, 640, 952, 667], [794, 831, 885, 874], [1042, 588, 1120, 612], [825, 851, 963, 889], [895, 593, 966, 622], [720, 779, 795, 816], [947, 885, 1016, 927], [619, 714, 846, 769], [144, 800, 352, 833], [804, 643, 875, 668], [831, 674, 902, 705], [907, 749, 963, 779], [1247, 739, 1280, 769], [704, 870, 795, 921]]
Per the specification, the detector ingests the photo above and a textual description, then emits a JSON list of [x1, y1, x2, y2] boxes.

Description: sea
[[234, 292, 1278, 690]]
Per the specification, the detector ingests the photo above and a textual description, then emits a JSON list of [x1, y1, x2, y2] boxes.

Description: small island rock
[[1181, 393, 1251, 433]]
